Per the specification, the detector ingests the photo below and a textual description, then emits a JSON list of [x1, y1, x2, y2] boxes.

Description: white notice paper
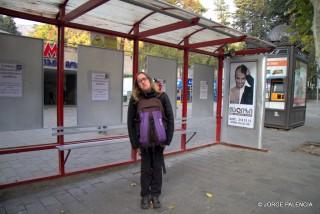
[[0, 63, 23, 97], [92, 72, 109, 101], [200, 80, 208, 100]]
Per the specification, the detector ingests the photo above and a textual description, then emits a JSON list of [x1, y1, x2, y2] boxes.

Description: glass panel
[[0, 0, 61, 18], [70, 0, 151, 33], [293, 60, 307, 107]]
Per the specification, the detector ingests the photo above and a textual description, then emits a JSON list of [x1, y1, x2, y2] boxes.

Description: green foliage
[[286, 0, 316, 85], [286, 0, 314, 53], [28, 24, 91, 47], [142, 0, 213, 67], [66, 28, 90, 47], [91, 33, 117, 49], [0, 15, 21, 35], [233, 0, 269, 38]]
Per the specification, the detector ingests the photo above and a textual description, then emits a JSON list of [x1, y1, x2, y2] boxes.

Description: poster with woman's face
[[293, 60, 307, 107], [228, 61, 257, 129]]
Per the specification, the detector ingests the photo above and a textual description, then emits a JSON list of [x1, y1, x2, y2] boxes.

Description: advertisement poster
[[265, 57, 287, 109], [200, 80, 208, 100], [266, 57, 287, 78], [91, 72, 109, 101], [0, 63, 23, 97], [293, 60, 307, 107], [228, 62, 257, 128]]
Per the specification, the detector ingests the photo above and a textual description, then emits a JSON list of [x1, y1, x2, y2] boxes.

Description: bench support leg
[[64, 150, 71, 165]]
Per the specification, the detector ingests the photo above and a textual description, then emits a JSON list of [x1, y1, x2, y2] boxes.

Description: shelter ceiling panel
[[139, 12, 182, 33], [123, 0, 201, 24], [0, 0, 62, 18], [199, 18, 243, 37], [126, 0, 180, 11], [68, 0, 152, 33], [66, 0, 87, 9], [189, 29, 230, 44], [198, 46, 221, 53], [148, 26, 201, 44], [150, 26, 201, 44], [165, 8, 199, 20]]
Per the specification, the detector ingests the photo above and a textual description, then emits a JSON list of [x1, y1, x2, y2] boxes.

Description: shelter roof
[[0, 0, 275, 56]]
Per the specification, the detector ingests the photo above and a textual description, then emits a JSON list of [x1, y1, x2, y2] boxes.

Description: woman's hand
[[137, 148, 141, 156]]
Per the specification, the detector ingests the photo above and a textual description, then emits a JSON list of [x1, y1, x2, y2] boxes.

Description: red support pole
[[57, 15, 65, 175], [181, 39, 189, 150], [216, 54, 224, 143], [131, 24, 139, 161]]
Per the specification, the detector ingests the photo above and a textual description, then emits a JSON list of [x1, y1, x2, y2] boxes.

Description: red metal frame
[[138, 17, 199, 38], [128, 7, 175, 35], [0, 144, 58, 155], [233, 48, 274, 56], [181, 38, 189, 151], [0, 1, 274, 189], [0, 142, 218, 189], [131, 24, 139, 161], [0, 7, 58, 25], [188, 36, 246, 49], [216, 54, 224, 143], [64, 0, 111, 22], [178, 27, 206, 45], [57, 20, 65, 176]]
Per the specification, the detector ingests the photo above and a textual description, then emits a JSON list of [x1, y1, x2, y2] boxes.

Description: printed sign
[[92, 72, 109, 101], [0, 63, 23, 97], [200, 80, 208, 100], [266, 57, 287, 78]]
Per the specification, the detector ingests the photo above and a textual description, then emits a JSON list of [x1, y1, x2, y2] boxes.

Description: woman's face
[[137, 73, 151, 92]]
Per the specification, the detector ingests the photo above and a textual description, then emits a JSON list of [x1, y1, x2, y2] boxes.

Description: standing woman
[[127, 72, 174, 209]]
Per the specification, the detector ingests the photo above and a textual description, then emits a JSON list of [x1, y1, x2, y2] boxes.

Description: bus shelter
[[0, 0, 275, 188]]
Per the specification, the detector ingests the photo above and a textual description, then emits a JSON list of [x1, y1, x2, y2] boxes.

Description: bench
[[54, 122, 196, 164]]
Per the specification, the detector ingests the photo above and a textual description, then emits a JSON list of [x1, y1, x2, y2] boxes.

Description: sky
[[14, 19, 39, 35], [14, 0, 237, 34], [200, 0, 236, 21]]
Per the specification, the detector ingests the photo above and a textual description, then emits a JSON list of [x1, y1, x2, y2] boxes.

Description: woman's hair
[[132, 72, 161, 102]]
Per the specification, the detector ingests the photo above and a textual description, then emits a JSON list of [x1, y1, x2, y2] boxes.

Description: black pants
[[140, 146, 164, 197]]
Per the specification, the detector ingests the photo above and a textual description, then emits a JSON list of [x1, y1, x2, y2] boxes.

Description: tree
[[28, 24, 91, 47], [233, 0, 269, 39], [213, 0, 231, 26], [0, 15, 21, 35], [91, 33, 117, 49], [265, 0, 290, 29], [286, 0, 317, 87], [138, 0, 212, 68], [287, 0, 314, 53], [309, 0, 320, 81], [165, 0, 207, 14]]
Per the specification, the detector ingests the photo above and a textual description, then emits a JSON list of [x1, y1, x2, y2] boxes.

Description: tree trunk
[[310, 0, 320, 73]]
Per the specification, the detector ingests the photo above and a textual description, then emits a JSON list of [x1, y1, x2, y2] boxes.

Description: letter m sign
[[43, 43, 57, 58]]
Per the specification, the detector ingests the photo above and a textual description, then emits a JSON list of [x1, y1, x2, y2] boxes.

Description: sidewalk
[[0, 101, 319, 214]]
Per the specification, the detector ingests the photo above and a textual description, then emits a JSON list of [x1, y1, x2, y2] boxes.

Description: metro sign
[[43, 43, 57, 58], [43, 42, 77, 70]]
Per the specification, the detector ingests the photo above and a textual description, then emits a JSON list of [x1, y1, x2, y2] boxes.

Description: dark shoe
[[151, 196, 161, 208], [141, 196, 150, 209]]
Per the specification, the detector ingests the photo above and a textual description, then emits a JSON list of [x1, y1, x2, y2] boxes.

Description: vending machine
[[264, 46, 308, 129]]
